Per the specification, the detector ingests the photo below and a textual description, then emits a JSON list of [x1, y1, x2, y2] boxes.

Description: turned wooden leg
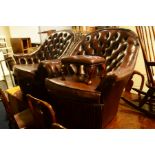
[[85, 65, 96, 85]]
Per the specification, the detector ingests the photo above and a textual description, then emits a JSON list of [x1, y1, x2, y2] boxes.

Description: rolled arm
[[97, 49, 139, 92], [110, 67, 134, 81], [35, 59, 62, 81], [13, 47, 40, 64], [110, 48, 139, 82]]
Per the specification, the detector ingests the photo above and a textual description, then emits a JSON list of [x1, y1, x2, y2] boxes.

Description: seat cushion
[[45, 75, 101, 102], [14, 64, 38, 78], [14, 108, 34, 129], [13, 64, 39, 97]]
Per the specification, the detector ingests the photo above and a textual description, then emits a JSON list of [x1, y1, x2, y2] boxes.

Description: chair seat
[[14, 108, 34, 129], [45, 75, 101, 101], [14, 64, 38, 77]]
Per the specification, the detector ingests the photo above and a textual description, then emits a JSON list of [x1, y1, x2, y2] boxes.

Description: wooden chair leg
[[125, 70, 145, 97], [122, 70, 155, 118]]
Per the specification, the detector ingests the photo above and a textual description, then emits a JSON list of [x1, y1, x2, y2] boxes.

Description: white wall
[[9, 26, 72, 44], [0, 51, 10, 80], [39, 26, 71, 31], [39, 26, 72, 43], [0, 27, 12, 80], [0, 26, 11, 46], [9, 26, 40, 43]]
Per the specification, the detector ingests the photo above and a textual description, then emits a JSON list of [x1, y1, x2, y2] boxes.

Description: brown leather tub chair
[[45, 28, 139, 128], [13, 30, 81, 99]]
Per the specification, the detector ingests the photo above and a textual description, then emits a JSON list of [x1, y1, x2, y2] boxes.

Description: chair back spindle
[[136, 26, 155, 87], [27, 94, 57, 129]]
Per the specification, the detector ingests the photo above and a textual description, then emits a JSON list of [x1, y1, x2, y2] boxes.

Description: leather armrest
[[13, 47, 40, 57], [36, 59, 62, 79], [13, 47, 40, 64], [108, 49, 139, 82], [61, 55, 105, 65], [108, 63, 136, 82]]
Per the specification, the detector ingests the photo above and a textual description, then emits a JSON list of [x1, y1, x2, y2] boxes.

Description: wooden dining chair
[[0, 88, 16, 128], [122, 26, 155, 117], [0, 88, 34, 128], [27, 94, 65, 129]]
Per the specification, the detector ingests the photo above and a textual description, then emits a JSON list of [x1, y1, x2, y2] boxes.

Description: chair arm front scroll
[[51, 123, 66, 129], [35, 59, 62, 82], [110, 67, 134, 82]]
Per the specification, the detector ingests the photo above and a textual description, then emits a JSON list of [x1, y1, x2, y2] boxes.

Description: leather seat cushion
[[14, 64, 38, 78], [45, 75, 101, 102]]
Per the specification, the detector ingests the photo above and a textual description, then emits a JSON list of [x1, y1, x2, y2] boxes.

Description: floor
[[106, 93, 155, 129]]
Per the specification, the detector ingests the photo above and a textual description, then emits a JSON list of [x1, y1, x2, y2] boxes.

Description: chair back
[[136, 26, 155, 87], [72, 28, 139, 73], [27, 94, 57, 128], [14, 30, 76, 65]]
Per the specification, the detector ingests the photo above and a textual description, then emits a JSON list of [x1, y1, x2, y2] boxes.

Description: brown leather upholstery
[[72, 28, 138, 73], [13, 30, 76, 64], [13, 30, 81, 98], [61, 55, 105, 65], [45, 28, 139, 128]]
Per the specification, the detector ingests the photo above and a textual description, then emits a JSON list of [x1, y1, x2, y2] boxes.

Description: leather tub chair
[[45, 28, 139, 128], [13, 30, 81, 99]]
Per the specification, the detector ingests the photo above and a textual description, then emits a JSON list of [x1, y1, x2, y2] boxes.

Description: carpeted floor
[[0, 79, 11, 129], [0, 100, 9, 129]]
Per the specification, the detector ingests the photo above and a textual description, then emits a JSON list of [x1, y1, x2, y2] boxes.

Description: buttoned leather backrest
[[72, 29, 138, 73], [14, 30, 75, 65]]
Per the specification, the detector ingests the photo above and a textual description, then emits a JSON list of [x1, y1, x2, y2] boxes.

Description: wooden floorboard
[[106, 92, 155, 129]]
